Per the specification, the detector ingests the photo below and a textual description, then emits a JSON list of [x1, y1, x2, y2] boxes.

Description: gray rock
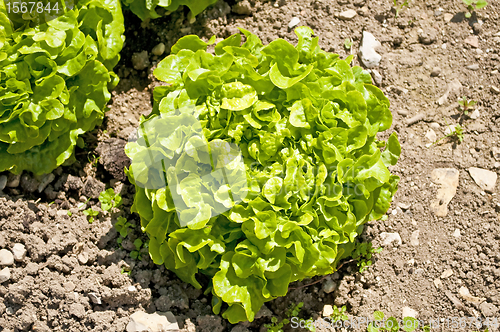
[[37, 173, 55, 193], [468, 167, 497, 193], [131, 51, 150, 71], [126, 311, 178, 332], [95, 139, 130, 181], [492, 147, 500, 161], [339, 9, 357, 21], [359, 31, 381, 68], [380, 232, 402, 246], [322, 277, 337, 293], [418, 29, 436, 45], [371, 69, 383, 85], [0, 267, 10, 283], [7, 173, 21, 187], [0, 175, 7, 192], [255, 305, 273, 319], [0, 249, 14, 266], [12, 243, 26, 262], [20, 174, 39, 193]]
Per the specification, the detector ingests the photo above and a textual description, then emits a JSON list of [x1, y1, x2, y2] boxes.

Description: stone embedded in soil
[[339, 9, 357, 21], [459, 286, 485, 304], [430, 67, 441, 77], [371, 69, 383, 85], [6, 173, 21, 187], [491, 86, 500, 95], [467, 63, 480, 71], [88, 292, 102, 305], [12, 243, 26, 262], [418, 29, 436, 45], [470, 109, 480, 120], [464, 36, 479, 48], [425, 129, 437, 142], [430, 168, 459, 217], [0, 267, 10, 283], [479, 302, 499, 317], [402, 307, 418, 318], [433, 278, 443, 289], [322, 277, 337, 293], [323, 304, 334, 317], [95, 138, 131, 181], [468, 167, 498, 193], [0, 249, 14, 266], [410, 230, 420, 246], [20, 173, 39, 193], [359, 31, 381, 68], [126, 311, 179, 332], [232, 0, 254, 15], [131, 51, 150, 71], [492, 147, 500, 161], [0, 175, 7, 192], [443, 13, 453, 22], [437, 79, 462, 105], [441, 269, 453, 279], [151, 43, 165, 56], [379, 232, 402, 246], [288, 17, 301, 29], [81, 177, 106, 199], [452, 229, 461, 237], [36, 173, 55, 193]]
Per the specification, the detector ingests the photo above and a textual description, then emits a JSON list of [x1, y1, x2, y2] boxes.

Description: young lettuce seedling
[[462, 0, 488, 18]]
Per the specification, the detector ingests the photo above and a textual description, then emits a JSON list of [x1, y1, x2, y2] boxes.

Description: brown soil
[[1, 0, 500, 331]]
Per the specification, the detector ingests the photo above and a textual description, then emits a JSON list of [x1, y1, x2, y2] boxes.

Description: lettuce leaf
[[0, 0, 125, 175], [126, 27, 400, 323], [122, 0, 218, 21]]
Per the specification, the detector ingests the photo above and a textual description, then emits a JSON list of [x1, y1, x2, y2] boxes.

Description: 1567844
[[5, 1, 60, 14]]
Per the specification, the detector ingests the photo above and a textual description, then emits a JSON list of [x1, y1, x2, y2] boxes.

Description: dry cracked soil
[[1, 0, 500, 331]]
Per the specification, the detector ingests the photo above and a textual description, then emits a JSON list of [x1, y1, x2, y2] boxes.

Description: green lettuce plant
[[125, 27, 400, 323], [0, 0, 125, 175], [121, 0, 217, 21]]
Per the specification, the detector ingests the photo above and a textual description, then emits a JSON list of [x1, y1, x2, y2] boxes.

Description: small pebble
[[430, 67, 441, 77], [152, 43, 165, 56], [88, 292, 102, 305], [491, 86, 500, 94], [131, 51, 150, 71], [0, 175, 7, 192], [12, 243, 26, 262], [7, 173, 21, 188], [0, 267, 10, 283], [288, 17, 301, 29], [467, 64, 480, 71], [0, 249, 14, 266], [339, 9, 357, 21], [322, 278, 337, 293], [323, 305, 334, 317]]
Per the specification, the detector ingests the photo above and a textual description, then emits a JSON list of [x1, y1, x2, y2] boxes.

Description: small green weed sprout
[[115, 216, 135, 238], [130, 238, 144, 260], [99, 188, 122, 212], [344, 38, 353, 50], [352, 242, 382, 273], [462, 0, 488, 18], [393, 0, 409, 18], [367, 311, 419, 332], [431, 123, 464, 146], [265, 302, 305, 332], [83, 208, 99, 223], [330, 305, 349, 323], [458, 96, 477, 116]]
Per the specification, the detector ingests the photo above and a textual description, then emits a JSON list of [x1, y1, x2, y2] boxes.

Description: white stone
[[452, 229, 461, 237], [425, 129, 437, 142], [323, 305, 334, 317], [126, 311, 179, 332], [441, 269, 453, 279], [88, 292, 102, 305], [339, 9, 357, 21], [0, 267, 10, 283], [410, 230, 420, 246], [359, 31, 381, 68], [152, 43, 165, 56], [430, 168, 459, 217], [433, 278, 443, 289], [0, 249, 14, 266], [470, 109, 480, 119], [459, 286, 485, 304], [288, 17, 301, 29], [128, 286, 137, 292], [468, 167, 498, 193], [12, 243, 26, 262], [379, 232, 402, 246], [402, 307, 418, 318]]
